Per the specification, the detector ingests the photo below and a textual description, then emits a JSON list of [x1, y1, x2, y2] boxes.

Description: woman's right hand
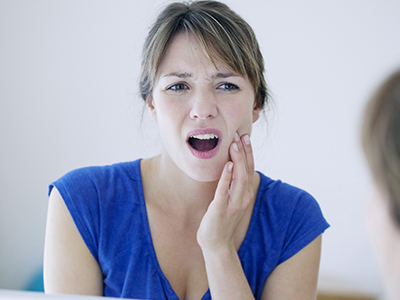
[[196, 132, 255, 254]]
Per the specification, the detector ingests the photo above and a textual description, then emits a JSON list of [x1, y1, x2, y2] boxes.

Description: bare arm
[[202, 233, 321, 300], [261, 235, 322, 300], [43, 188, 103, 296], [197, 133, 257, 299], [198, 133, 322, 299], [202, 235, 322, 300]]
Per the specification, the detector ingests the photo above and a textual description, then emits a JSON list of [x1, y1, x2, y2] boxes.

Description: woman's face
[[366, 187, 400, 299], [148, 33, 260, 182]]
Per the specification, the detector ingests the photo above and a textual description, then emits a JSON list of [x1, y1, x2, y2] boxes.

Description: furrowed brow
[[160, 72, 241, 80], [212, 72, 241, 79], [162, 72, 192, 79]]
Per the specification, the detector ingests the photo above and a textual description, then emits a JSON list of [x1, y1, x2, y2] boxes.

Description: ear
[[252, 101, 261, 123], [146, 95, 157, 121]]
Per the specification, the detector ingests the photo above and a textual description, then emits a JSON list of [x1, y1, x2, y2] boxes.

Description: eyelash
[[217, 83, 239, 91], [166, 82, 239, 92], [167, 83, 189, 91]]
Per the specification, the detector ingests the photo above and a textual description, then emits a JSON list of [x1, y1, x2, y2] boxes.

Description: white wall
[[1, 0, 399, 297]]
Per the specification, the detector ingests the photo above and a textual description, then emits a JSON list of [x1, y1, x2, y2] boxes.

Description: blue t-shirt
[[49, 159, 329, 299]]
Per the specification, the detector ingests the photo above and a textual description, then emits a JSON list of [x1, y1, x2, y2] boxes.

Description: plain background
[[1, 0, 400, 298]]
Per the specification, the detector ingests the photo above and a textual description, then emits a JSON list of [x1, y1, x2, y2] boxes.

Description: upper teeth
[[190, 134, 219, 140]]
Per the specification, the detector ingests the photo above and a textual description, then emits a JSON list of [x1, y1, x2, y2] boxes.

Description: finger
[[213, 161, 234, 210], [241, 134, 254, 176], [233, 132, 245, 159], [230, 137, 246, 178], [229, 141, 248, 197], [241, 134, 254, 195], [234, 132, 253, 176], [232, 132, 247, 175]]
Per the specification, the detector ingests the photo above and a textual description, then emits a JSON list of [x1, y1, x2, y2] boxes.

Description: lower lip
[[187, 141, 221, 159]]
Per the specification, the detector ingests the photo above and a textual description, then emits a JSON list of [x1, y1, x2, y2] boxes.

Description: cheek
[[154, 99, 187, 123], [224, 102, 254, 131]]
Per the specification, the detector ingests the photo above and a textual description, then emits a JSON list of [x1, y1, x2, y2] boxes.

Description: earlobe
[[252, 104, 261, 123], [252, 109, 260, 123], [146, 95, 157, 121], [252, 98, 262, 123]]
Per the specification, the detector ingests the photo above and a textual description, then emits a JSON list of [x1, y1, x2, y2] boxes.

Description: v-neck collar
[[135, 159, 262, 300]]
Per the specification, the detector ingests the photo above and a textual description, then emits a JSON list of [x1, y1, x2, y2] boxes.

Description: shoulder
[[45, 187, 104, 296], [48, 159, 144, 227], [51, 160, 141, 189], [47, 159, 146, 264], [255, 172, 321, 217], [48, 159, 142, 200], [252, 171, 329, 262]]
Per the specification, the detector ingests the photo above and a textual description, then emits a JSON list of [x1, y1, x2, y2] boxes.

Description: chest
[[147, 209, 209, 300], [145, 198, 257, 300]]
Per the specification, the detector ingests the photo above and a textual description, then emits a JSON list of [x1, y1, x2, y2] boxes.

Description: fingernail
[[234, 132, 240, 141], [243, 135, 250, 145], [228, 163, 233, 172], [232, 143, 239, 152]]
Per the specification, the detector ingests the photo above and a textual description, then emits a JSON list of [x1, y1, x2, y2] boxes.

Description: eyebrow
[[213, 72, 241, 79], [161, 72, 241, 79], [162, 72, 192, 79]]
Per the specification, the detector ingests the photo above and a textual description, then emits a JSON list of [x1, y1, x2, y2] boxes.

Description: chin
[[184, 158, 227, 183]]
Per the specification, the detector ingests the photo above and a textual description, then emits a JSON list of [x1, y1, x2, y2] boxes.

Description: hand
[[197, 132, 255, 254]]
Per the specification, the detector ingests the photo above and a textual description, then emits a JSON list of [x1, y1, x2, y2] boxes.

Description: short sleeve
[[48, 167, 101, 261], [278, 192, 329, 264]]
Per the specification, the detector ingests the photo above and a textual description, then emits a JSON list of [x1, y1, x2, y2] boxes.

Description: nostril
[[190, 108, 217, 120], [190, 113, 215, 120], [190, 97, 218, 120]]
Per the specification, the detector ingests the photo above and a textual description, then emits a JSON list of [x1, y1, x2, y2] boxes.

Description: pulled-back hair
[[140, 0, 268, 110], [362, 70, 400, 226]]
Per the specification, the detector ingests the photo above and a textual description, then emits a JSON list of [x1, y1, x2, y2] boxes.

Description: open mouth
[[188, 133, 219, 152]]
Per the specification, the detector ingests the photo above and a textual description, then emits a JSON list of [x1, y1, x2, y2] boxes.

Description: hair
[[139, 0, 268, 110], [362, 69, 400, 227]]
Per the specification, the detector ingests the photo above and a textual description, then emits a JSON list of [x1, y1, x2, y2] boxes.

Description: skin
[[44, 33, 322, 299], [366, 187, 400, 300]]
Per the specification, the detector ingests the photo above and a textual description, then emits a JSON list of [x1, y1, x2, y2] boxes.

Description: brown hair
[[362, 70, 400, 226], [139, 0, 268, 110]]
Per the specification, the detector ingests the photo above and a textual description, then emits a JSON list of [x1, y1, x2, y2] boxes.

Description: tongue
[[190, 138, 218, 152]]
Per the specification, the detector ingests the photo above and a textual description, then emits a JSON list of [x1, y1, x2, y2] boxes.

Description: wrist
[[201, 244, 238, 265]]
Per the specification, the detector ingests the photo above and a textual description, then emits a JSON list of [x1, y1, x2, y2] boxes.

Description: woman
[[362, 69, 400, 300], [44, 1, 329, 299]]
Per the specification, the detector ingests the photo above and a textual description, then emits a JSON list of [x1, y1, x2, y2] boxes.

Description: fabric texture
[[49, 159, 329, 300]]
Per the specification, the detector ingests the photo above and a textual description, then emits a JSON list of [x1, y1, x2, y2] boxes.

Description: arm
[[261, 235, 322, 300], [202, 235, 322, 300], [43, 188, 103, 296], [197, 133, 322, 299], [197, 132, 256, 299]]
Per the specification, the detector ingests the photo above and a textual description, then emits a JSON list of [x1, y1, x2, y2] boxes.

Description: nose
[[189, 90, 218, 120]]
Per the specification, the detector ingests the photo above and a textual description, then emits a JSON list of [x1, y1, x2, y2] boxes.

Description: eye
[[217, 83, 239, 91], [167, 83, 189, 91]]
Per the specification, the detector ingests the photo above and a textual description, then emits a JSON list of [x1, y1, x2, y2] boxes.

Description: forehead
[[156, 33, 238, 78]]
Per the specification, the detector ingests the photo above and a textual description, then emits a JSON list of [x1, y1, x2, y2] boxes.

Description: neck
[[142, 154, 219, 215]]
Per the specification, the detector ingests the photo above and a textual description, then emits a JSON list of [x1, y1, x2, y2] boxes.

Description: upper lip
[[186, 128, 222, 141]]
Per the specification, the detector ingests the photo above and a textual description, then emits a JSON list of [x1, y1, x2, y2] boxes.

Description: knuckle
[[218, 187, 229, 197]]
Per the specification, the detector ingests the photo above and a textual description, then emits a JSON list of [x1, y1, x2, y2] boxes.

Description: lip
[[186, 128, 222, 159]]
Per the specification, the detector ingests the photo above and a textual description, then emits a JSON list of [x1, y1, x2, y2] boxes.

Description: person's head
[[139, 0, 268, 182], [362, 70, 400, 227], [362, 69, 400, 300], [139, 0, 268, 111]]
